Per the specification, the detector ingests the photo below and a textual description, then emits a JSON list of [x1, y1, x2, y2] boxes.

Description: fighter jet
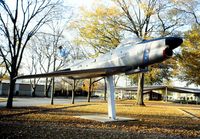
[[16, 36, 183, 120], [16, 37, 183, 80]]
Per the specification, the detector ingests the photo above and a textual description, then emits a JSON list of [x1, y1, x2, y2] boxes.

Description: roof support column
[[106, 75, 116, 120], [72, 79, 76, 104]]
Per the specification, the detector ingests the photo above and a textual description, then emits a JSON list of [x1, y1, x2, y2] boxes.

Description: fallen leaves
[[0, 100, 200, 138]]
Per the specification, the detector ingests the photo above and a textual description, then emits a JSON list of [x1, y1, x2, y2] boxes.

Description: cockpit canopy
[[117, 36, 143, 49]]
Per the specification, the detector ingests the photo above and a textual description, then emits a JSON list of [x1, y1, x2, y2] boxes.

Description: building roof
[[116, 85, 200, 94]]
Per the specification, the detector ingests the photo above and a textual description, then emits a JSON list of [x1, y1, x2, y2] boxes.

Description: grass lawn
[[0, 98, 6, 102], [0, 100, 200, 139]]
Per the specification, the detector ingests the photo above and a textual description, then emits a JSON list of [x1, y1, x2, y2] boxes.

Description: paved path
[[0, 97, 100, 107]]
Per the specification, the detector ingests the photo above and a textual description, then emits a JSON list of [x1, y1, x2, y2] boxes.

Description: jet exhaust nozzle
[[165, 37, 183, 50], [163, 48, 173, 58]]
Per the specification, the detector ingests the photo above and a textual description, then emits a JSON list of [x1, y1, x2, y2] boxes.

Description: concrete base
[[74, 115, 137, 123]]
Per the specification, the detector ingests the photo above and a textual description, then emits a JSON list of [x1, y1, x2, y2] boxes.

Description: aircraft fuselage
[[71, 37, 182, 74], [16, 37, 183, 80]]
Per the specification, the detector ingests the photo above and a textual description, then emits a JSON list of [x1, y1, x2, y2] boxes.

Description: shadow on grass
[[0, 104, 94, 118]]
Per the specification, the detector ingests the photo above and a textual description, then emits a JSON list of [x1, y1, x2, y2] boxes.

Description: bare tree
[[172, 0, 200, 26], [35, 33, 55, 97], [28, 30, 69, 98], [47, 19, 71, 104], [113, 0, 158, 105], [62, 78, 81, 104], [156, 0, 184, 37], [25, 44, 41, 97], [60, 42, 89, 104], [87, 77, 103, 102], [0, 0, 62, 108]]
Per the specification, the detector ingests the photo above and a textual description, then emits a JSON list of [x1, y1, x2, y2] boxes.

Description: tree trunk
[[66, 83, 69, 97], [7, 78, 16, 108], [50, 77, 55, 105], [7, 68, 17, 108], [87, 79, 92, 102], [31, 80, 36, 97], [136, 73, 145, 106], [44, 78, 52, 97], [44, 78, 49, 97], [31, 87, 36, 97]]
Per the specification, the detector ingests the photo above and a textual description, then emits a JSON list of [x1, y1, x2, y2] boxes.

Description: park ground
[[0, 98, 200, 139]]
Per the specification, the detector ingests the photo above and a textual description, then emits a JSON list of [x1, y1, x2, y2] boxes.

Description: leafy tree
[[73, 1, 157, 105], [177, 25, 200, 86], [113, 0, 178, 105], [0, 0, 62, 108], [0, 62, 9, 82], [72, 5, 123, 54], [129, 59, 177, 86], [171, 0, 200, 86], [73, 0, 184, 106]]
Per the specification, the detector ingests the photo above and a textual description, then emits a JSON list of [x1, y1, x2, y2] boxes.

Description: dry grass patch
[[116, 105, 184, 117], [62, 102, 108, 114], [0, 98, 6, 102], [184, 109, 200, 118], [0, 107, 35, 116], [0, 104, 65, 117], [55, 101, 185, 118]]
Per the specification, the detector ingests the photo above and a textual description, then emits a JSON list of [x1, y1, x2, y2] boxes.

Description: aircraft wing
[[16, 66, 132, 80]]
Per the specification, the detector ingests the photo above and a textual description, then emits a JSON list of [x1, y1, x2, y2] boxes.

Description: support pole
[[106, 76, 116, 120], [71, 79, 75, 104], [104, 77, 107, 101]]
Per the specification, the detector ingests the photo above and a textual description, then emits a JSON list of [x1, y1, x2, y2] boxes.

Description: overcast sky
[[65, 0, 96, 8]]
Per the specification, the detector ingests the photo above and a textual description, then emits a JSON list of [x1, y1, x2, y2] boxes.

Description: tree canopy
[[72, 0, 186, 106], [72, 5, 122, 54], [177, 25, 200, 86]]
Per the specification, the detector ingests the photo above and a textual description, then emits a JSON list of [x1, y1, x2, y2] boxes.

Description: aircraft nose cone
[[165, 37, 183, 49]]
